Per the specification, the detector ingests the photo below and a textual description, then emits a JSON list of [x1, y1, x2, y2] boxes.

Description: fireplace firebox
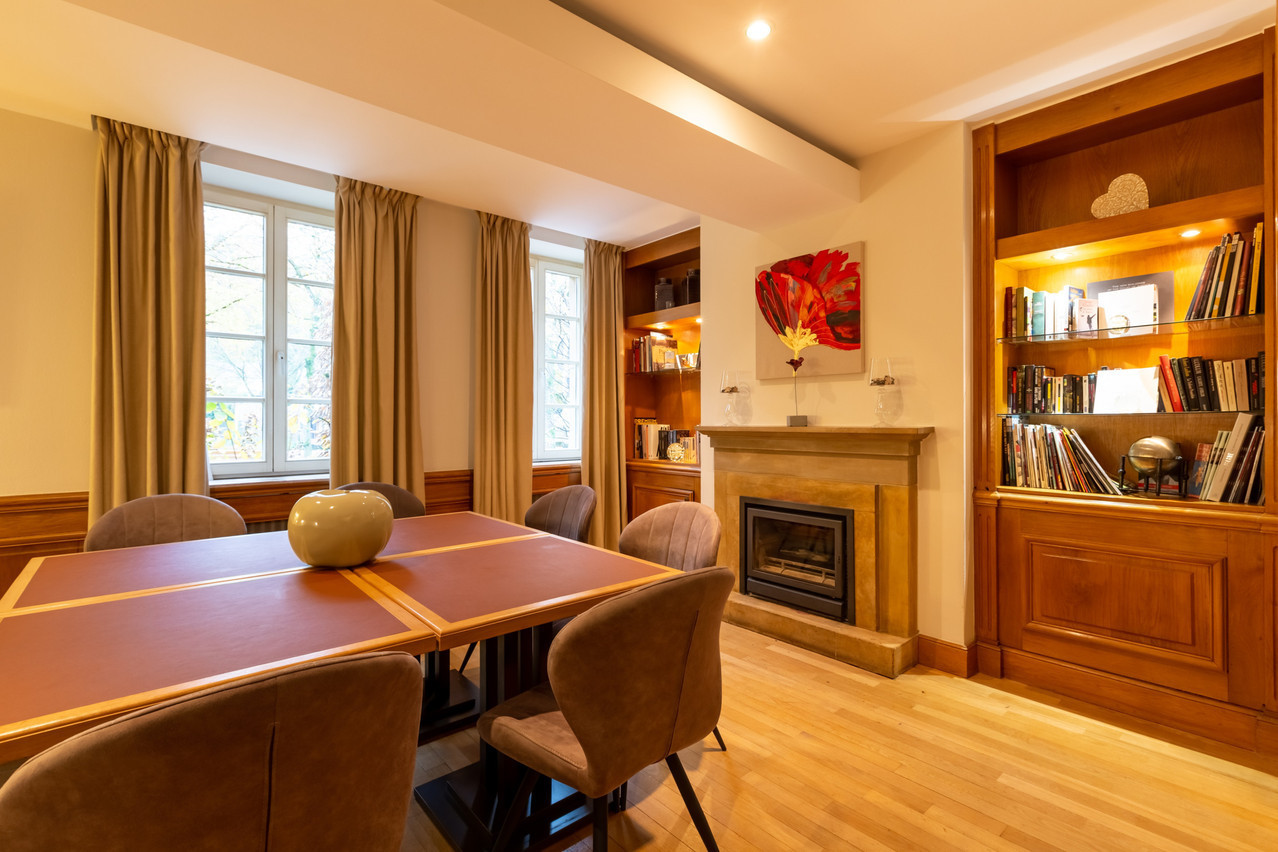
[[739, 497, 853, 621]]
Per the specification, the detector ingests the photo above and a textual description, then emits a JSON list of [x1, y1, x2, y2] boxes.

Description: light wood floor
[[404, 624, 1278, 851]]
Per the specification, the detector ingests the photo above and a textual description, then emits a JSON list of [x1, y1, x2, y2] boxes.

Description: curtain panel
[[473, 213, 533, 523], [581, 239, 627, 548], [89, 118, 208, 524], [330, 177, 424, 502]]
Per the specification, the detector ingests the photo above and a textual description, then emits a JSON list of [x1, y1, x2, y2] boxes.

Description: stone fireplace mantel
[[699, 425, 933, 677]]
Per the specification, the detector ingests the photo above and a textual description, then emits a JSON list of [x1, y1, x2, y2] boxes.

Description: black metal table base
[[416, 626, 593, 850]]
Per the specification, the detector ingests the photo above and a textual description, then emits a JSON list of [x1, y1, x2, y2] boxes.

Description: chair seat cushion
[[477, 683, 596, 795]]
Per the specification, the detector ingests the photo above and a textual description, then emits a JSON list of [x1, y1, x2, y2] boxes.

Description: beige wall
[[0, 108, 477, 495], [0, 109, 96, 495], [699, 122, 973, 646]]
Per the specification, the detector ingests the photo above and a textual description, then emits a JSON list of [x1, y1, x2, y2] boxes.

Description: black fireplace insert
[[739, 496, 853, 621]]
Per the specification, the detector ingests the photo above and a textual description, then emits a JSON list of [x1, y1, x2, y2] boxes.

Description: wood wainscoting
[[0, 469, 481, 596]]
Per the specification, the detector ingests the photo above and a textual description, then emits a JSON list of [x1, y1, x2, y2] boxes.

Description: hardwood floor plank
[[390, 623, 1278, 851]]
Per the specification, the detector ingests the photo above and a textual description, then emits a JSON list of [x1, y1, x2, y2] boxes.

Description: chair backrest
[[619, 501, 722, 573], [337, 481, 426, 519], [524, 484, 596, 541], [83, 494, 247, 552], [548, 566, 734, 796], [0, 652, 423, 852]]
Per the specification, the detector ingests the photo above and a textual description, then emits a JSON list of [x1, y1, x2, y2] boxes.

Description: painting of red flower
[[754, 242, 863, 379]]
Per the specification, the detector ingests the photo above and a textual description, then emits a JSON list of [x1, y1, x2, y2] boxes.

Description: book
[[1097, 282, 1159, 334], [1188, 357, 1211, 411], [1248, 222, 1264, 315], [1072, 298, 1099, 336], [1246, 356, 1260, 410], [1089, 271, 1173, 332], [1185, 442, 1213, 497], [1203, 413, 1258, 502], [1171, 358, 1197, 411], [1092, 366, 1159, 414], [1157, 354, 1183, 412], [1226, 427, 1264, 503], [1185, 244, 1221, 320], [1030, 290, 1047, 337]]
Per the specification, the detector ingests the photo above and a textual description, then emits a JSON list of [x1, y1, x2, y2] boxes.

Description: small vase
[[868, 357, 901, 426], [288, 489, 394, 567]]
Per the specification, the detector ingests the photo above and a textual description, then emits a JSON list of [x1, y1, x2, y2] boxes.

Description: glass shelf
[[998, 410, 1260, 418], [998, 313, 1263, 345], [627, 367, 700, 377]]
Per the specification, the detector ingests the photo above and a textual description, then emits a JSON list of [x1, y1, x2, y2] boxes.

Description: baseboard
[[916, 636, 978, 677], [999, 647, 1263, 752]]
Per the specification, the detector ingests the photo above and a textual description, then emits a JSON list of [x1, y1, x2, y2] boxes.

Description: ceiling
[[1, 0, 1273, 248]]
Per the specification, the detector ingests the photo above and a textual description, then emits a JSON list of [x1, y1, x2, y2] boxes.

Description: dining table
[[0, 510, 677, 848]]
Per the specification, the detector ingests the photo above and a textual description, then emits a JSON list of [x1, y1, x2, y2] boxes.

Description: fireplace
[[699, 425, 933, 678], [740, 497, 853, 621]]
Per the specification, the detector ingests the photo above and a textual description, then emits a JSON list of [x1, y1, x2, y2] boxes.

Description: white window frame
[[204, 188, 335, 478], [531, 255, 585, 463]]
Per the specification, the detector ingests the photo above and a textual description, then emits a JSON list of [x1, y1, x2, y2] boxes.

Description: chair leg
[[711, 725, 727, 751], [610, 781, 629, 812], [491, 765, 536, 852], [458, 641, 477, 673], [593, 794, 610, 850], [665, 753, 719, 852]]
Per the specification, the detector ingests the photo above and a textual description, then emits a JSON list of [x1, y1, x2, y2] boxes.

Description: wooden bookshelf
[[971, 31, 1278, 749], [622, 229, 702, 520]]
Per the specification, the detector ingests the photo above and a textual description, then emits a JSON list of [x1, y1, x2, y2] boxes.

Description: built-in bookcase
[[971, 31, 1278, 749]]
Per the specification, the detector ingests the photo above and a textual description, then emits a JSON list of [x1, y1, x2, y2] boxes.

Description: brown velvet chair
[[524, 484, 596, 541], [337, 480, 427, 518], [458, 484, 598, 672], [0, 652, 423, 852], [619, 501, 722, 573], [478, 566, 734, 852], [619, 501, 726, 750], [83, 493, 247, 552]]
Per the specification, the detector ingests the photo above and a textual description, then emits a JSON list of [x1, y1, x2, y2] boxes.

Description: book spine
[[1189, 357, 1212, 412], [1157, 354, 1183, 412], [1171, 358, 1197, 411]]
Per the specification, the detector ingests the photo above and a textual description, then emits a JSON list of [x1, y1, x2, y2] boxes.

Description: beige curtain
[[582, 240, 628, 548], [330, 177, 424, 502], [473, 213, 533, 522], [89, 118, 208, 524]]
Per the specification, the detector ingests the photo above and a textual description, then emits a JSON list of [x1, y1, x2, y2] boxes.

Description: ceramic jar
[[288, 489, 393, 568]]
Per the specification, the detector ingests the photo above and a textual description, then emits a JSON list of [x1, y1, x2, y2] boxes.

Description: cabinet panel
[[626, 462, 700, 521]]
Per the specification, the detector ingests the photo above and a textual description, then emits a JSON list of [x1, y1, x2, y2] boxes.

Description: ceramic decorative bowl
[[288, 489, 393, 568]]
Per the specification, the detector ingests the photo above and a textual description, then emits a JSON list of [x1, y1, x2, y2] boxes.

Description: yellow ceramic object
[[288, 489, 394, 568]]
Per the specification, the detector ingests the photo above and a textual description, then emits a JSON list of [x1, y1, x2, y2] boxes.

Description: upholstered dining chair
[[619, 501, 722, 574], [619, 501, 727, 750], [0, 651, 423, 852], [83, 493, 247, 552], [524, 483, 597, 541], [479, 566, 734, 852], [458, 484, 598, 672], [337, 480, 427, 518]]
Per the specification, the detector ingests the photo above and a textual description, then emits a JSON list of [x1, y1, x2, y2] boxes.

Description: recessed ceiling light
[[1179, 228, 1201, 238], [746, 19, 772, 41], [1050, 250, 1075, 261]]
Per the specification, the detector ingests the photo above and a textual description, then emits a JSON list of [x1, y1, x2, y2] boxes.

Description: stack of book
[[630, 332, 679, 373], [633, 420, 696, 461], [1186, 413, 1266, 504], [1003, 286, 1098, 339], [1156, 353, 1263, 412], [1002, 421, 1123, 494], [1007, 364, 1096, 413], [1183, 224, 1264, 320]]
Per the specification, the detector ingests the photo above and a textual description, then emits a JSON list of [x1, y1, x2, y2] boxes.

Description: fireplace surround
[[699, 426, 933, 677]]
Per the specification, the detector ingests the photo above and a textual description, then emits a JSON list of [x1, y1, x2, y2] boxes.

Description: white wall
[[0, 109, 96, 495], [699, 122, 973, 646], [0, 109, 479, 496]]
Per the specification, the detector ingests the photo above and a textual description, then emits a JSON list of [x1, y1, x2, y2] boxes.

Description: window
[[531, 256, 584, 462], [203, 190, 335, 476]]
